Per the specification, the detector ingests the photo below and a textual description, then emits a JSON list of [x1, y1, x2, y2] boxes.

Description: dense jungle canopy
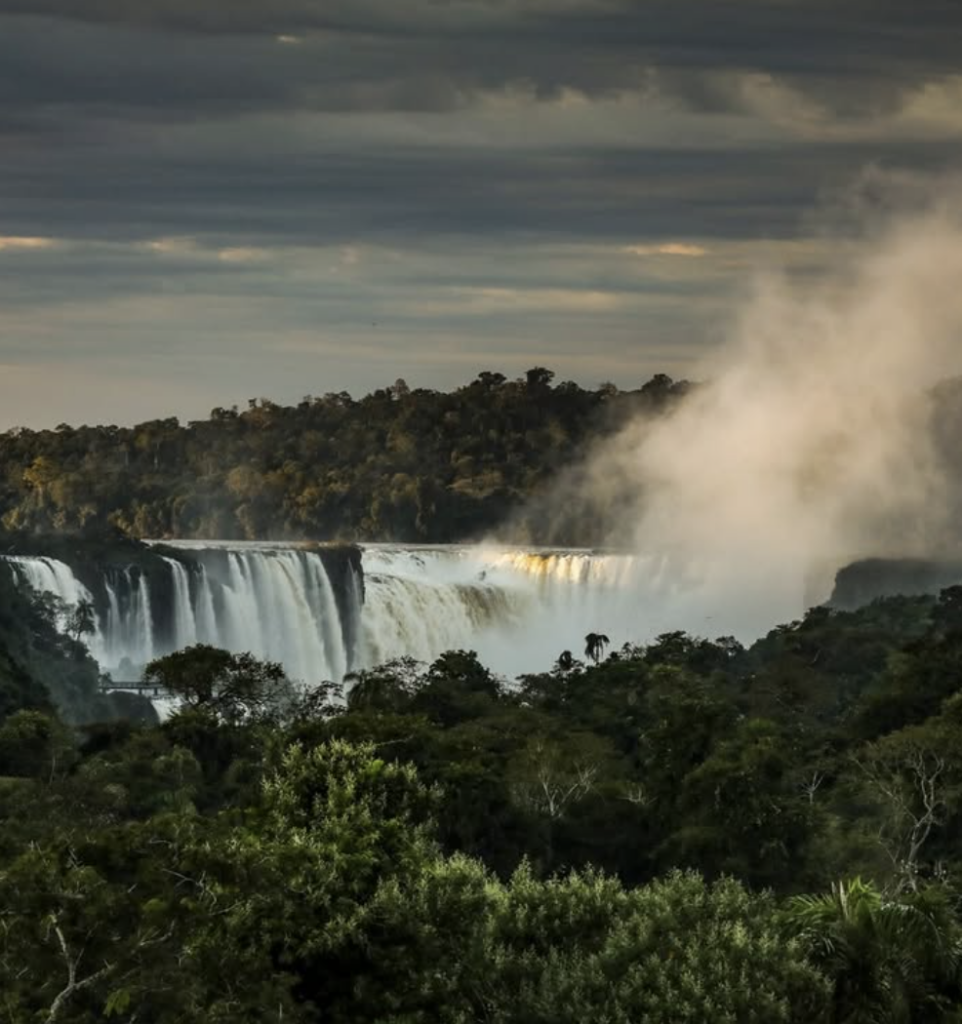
[[0, 368, 690, 544], [4, 575, 962, 1020]]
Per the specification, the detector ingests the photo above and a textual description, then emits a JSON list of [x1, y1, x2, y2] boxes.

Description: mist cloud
[[659, 206, 961, 629], [513, 195, 962, 643]]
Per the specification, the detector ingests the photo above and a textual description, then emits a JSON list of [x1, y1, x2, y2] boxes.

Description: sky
[[2, 0, 962, 428]]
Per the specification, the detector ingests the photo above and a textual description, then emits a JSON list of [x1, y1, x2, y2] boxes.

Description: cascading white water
[[1, 542, 721, 684], [203, 548, 349, 685], [1, 546, 351, 684], [468, 547, 686, 673], [136, 570, 155, 664], [161, 557, 197, 651], [357, 545, 668, 676], [194, 564, 218, 643], [358, 545, 515, 669], [5, 556, 96, 619], [98, 568, 156, 673]]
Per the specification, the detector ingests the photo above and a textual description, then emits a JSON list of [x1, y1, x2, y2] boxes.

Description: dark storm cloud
[[0, 0, 959, 258], [3, 123, 960, 252], [1, 1, 962, 125]]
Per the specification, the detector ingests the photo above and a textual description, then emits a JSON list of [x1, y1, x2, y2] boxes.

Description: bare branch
[[44, 917, 116, 1024]]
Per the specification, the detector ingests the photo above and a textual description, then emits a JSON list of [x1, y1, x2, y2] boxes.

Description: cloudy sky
[[2, 0, 961, 427]]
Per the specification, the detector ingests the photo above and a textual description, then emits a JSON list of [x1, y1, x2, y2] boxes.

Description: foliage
[[0, 709, 75, 780], [145, 644, 294, 725], [484, 870, 828, 1024], [5, 591, 962, 1020], [787, 878, 962, 1022], [0, 369, 692, 545]]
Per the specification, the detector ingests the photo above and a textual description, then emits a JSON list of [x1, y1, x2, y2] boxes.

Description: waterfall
[[5, 555, 96, 616], [484, 549, 643, 589], [361, 574, 524, 667], [201, 548, 349, 685], [95, 567, 156, 675], [342, 562, 364, 669], [358, 545, 656, 676], [194, 564, 218, 644], [3, 556, 104, 655], [135, 569, 155, 665], [1, 546, 351, 684], [161, 557, 197, 650], [302, 553, 349, 684], [2, 542, 670, 685]]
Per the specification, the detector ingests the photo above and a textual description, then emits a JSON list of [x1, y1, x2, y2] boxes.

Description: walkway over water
[[100, 682, 171, 699]]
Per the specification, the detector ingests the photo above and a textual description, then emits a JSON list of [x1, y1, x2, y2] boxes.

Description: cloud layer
[[503, 198, 962, 646], [1, 1, 961, 426]]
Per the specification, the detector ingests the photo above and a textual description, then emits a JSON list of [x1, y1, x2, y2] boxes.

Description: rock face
[[828, 558, 962, 610]]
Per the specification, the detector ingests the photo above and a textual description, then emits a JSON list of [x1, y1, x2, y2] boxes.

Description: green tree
[[584, 632, 610, 664], [788, 878, 962, 1023], [0, 709, 75, 781], [144, 645, 293, 725], [851, 719, 962, 893], [667, 717, 816, 887], [345, 657, 421, 713], [488, 869, 828, 1024], [66, 598, 96, 648]]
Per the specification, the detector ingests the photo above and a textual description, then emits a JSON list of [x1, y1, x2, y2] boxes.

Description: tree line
[[0, 369, 691, 545]]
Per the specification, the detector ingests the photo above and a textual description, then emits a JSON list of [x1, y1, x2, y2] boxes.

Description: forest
[[3, 369, 962, 552], [0, 369, 690, 545], [3, 569, 962, 1021]]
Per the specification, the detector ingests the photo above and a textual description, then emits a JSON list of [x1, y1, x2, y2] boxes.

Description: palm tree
[[786, 878, 962, 1023], [584, 633, 610, 665], [555, 650, 575, 673]]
